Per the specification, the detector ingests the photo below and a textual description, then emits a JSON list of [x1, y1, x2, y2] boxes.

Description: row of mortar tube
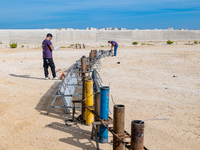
[[83, 79, 145, 150], [80, 50, 145, 150]]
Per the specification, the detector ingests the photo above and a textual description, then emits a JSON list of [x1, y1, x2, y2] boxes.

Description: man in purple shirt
[[42, 33, 58, 80], [108, 41, 118, 56]]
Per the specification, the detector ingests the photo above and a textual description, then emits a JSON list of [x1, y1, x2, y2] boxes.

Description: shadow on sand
[[35, 64, 77, 119], [34, 81, 69, 119], [9, 74, 45, 80], [35, 65, 97, 149], [46, 122, 96, 149]]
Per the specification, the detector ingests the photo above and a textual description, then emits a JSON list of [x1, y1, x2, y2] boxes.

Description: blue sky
[[0, 0, 200, 29]]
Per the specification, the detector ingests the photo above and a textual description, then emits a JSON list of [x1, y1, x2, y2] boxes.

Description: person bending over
[[108, 41, 118, 56]]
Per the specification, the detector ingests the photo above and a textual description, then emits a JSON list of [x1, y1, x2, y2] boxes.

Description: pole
[[81, 56, 86, 77], [131, 120, 145, 150], [85, 78, 94, 126], [89, 51, 92, 63], [113, 105, 125, 150], [99, 86, 109, 143], [90, 50, 96, 63], [94, 50, 97, 58], [81, 56, 87, 121], [94, 92, 100, 135], [93, 50, 97, 63]]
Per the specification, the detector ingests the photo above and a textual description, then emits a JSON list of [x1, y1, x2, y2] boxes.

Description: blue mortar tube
[[99, 86, 109, 143]]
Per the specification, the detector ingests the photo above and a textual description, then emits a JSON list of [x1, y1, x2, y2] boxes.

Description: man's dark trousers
[[43, 58, 56, 78], [114, 45, 118, 56]]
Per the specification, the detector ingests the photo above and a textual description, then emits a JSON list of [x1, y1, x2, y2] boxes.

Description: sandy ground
[[0, 44, 200, 150]]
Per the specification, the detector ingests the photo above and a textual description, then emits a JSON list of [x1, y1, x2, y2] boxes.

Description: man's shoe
[[53, 76, 59, 80], [45, 77, 50, 80]]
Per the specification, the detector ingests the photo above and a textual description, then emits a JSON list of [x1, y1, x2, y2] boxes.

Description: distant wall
[[132, 30, 200, 41], [0, 29, 200, 44]]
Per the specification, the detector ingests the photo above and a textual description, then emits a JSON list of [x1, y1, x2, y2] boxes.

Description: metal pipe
[[90, 50, 96, 63], [131, 120, 145, 150], [89, 51, 92, 63], [94, 92, 100, 135], [81, 76, 91, 121], [94, 50, 97, 58], [99, 86, 110, 143], [84, 104, 131, 149], [72, 104, 75, 121], [85, 78, 94, 126], [81, 56, 86, 77], [81, 56, 86, 121], [113, 105, 125, 150]]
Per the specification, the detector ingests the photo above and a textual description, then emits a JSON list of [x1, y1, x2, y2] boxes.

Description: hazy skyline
[[0, 0, 200, 29]]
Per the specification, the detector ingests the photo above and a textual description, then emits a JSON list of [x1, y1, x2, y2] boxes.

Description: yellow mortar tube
[[85, 78, 94, 126]]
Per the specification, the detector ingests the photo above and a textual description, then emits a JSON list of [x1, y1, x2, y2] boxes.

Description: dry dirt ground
[[0, 44, 199, 150]]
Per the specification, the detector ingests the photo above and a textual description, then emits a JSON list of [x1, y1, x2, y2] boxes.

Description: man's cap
[[46, 33, 53, 37]]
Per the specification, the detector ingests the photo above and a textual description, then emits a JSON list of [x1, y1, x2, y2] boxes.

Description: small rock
[[173, 75, 177, 77]]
